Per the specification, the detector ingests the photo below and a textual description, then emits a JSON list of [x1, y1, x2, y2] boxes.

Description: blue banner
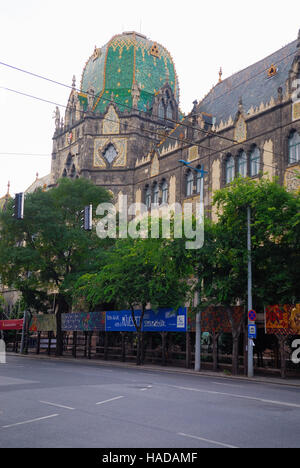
[[105, 308, 187, 332], [105, 310, 142, 332], [143, 308, 187, 332]]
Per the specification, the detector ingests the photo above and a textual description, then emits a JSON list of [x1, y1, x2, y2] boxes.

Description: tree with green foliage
[[0, 178, 112, 355], [194, 177, 300, 374], [75, 220, 193, 365]]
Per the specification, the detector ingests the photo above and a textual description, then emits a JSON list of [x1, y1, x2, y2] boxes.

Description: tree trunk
[[226, 306, 243, 376], [161, 332, 167, 366], [136, 330, 142, 366], [212, 331, 219, 372], [186, 331, 191, 369], [131, 307, 145, 366], [278, 336, 287, 379], [232, 335, 239, 375], [121, 332, 126, 362], [55, 295, 69, 357]]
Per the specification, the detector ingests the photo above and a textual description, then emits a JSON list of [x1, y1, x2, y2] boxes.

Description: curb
[[7, 352, 300, 388]]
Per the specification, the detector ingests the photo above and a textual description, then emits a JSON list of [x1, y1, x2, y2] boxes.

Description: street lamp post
[[247, 206, 254, 377], [179, 160, 208, 372]]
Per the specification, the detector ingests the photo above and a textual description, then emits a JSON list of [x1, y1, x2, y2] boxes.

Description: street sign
[[248, 324, 257, 339], [248, 310, 256, 322]]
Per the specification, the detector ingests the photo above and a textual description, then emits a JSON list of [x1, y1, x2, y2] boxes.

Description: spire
[[297, 29, 300, 48], [218, 67, 223, 83], [36, 172, 39, 181]]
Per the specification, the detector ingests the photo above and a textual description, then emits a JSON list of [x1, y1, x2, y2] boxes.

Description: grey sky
[[0, 0, 299, 196]]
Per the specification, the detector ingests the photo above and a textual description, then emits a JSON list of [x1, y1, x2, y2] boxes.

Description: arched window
[[225, 155, 235, 184], [250, 146, 260, 177], [153, 183, 159, 205], [158, 101, 165, 119], [166, 102, 173, 121], [161, 180, 168, 204], [186, 171, 194, 196], [237, 150, 247, 178], [289, 131, 300, 164], [62, 168, 67, 178], [196, 166, 202, 194], [66, 153, 72, 167], [70, 164, 76, 178], [145, 186, 151, 209], [103, 144, 117, 164]]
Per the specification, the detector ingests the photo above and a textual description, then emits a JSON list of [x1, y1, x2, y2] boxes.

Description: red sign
[[0, 319, 24, 330]]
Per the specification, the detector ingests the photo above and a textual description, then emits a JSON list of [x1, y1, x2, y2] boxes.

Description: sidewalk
[[6, 351, 300, 387]]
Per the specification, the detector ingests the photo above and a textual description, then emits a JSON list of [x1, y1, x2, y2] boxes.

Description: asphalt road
[[0, 355, 300, 448]]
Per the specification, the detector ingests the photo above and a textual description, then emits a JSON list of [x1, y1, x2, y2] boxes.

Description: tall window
[[166, 102, 173, 121], [186, 171, 194, 196], [153, 183, 159, 205], [196, 166, 202, 194], [158, 101, 164, 119], [225, 155, 235, 184], [145, 186, 151, 209], [70, 164, 76, 178], [162, 180, 168, 204], [237, 151, 247, 178], [250, 146, 260, 177], [289, 131, 300, 164]]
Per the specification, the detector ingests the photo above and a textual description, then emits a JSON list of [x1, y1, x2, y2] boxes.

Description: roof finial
[[72, 75, 76, 89], [297, 29, 300, 48], [7, 181, 10, 195], [36, 172, 39, 181], [218, 67, 223, 83]]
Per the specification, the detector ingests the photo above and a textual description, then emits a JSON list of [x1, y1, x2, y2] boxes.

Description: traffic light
[[81, 204, 92, 231], [13, 193, 24, 220]]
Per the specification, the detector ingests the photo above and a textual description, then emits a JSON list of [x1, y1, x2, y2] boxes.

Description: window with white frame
[[237, 151, 247, 178], [186, 171, 194, 196], [153, 183, 159, 205], [161, 180, 168, 204], [145, 186, 151, 209], [250, 146, 260, 177], [225, 155, 235, 184], [196, 166, 202, 194], [289, 131, 300, 164]]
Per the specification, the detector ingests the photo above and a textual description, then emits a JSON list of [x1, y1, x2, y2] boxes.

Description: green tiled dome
[[80, 32, 179, 113]]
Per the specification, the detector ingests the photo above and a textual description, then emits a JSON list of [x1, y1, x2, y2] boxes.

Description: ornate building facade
[[49, 30, 300, 218]]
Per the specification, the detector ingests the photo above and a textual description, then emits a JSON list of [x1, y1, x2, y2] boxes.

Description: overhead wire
[[0, 52, 300, 176], [1, 84, 300, 176]]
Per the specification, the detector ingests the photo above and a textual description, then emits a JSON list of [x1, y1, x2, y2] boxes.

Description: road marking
[[96, 396, 124, 405], [178, 432, 239, 449], [169, 385, 300, 409], [1, 414, 59, 429], [212, 382, 244, 388], [140, 385, 153, 391], [39, 401, 75, 410]]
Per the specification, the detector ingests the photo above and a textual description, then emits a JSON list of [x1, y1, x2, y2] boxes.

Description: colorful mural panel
[[62, 312, 105, 332], [29, 315, 56, 332], [265, 304, 300, 335]]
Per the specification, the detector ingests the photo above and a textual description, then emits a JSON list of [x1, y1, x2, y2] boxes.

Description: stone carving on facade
[[103, 105, 120, 135], [94, 137, 127, 168], [53, 106, 60, 130], [234, 114, 247, 143], [151, 153, 159, 177]]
